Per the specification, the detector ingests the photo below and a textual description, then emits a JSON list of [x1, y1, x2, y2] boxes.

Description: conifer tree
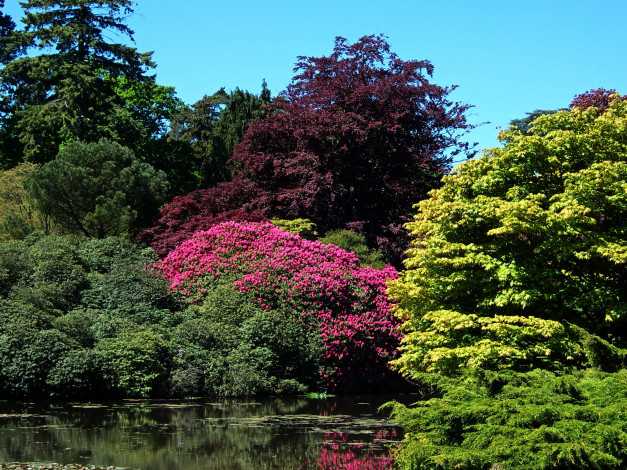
[[0, 0, 156, 164]]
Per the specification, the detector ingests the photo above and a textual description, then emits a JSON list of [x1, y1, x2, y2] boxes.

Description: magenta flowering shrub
[[157, 221, 402, 392]]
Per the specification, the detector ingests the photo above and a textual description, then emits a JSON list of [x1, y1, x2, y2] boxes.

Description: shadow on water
[[0, 394, 418, 470]]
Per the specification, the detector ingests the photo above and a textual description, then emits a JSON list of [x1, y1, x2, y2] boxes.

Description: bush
[[26, 139, 169, 238], [0, 326, 78, 398], [97, 329, 171, 398], [0, 233, 181, 399], [387, 369, 627, 470], [169, 289, 321, 397], [157, 221, 404, 392], [47, 348, 113, 398]]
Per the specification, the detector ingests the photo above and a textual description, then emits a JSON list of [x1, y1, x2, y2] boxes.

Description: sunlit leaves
[[391, 99, 627, 376]]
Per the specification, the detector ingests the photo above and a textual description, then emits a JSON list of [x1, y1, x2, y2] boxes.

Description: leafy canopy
[[232, 34, 474, 263], [390, 98, 627, 377], [140, 35, 474, 263], [26, 139, 168, 238], [0, 0, 171, 166]]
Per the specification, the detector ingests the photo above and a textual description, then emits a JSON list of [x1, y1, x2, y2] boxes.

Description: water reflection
[[0, 395, 415, 470]]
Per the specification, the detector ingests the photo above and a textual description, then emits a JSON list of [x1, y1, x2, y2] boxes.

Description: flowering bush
[[157, 221, 403, 392]]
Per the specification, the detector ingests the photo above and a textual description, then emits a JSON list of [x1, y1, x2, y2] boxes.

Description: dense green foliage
[[171, 285, 323, 397], [26, 140, 168, 238], [390, 100, 627, 377], [388, 97, 627, 468], [0, 233, 177, 398], [0, 232, 348, 399], [319, 229, 387, 269], [387, 369, 627, 470]]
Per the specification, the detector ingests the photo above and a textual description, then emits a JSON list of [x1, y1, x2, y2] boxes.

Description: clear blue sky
[[3, 0, 627, 161]]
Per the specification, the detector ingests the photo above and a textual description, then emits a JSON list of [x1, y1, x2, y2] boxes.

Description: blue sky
[[3, 0, 627, 161]]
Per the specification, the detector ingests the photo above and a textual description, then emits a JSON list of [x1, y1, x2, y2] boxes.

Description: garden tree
[[389, 98, 627, 378], [0, 0, 161, 165], [169, 84, 271, 187], [0, 1, 20, 166], [26, 139, 168, 238], [106, 74, 195, 195], [168, 88, 228, 184], [0, 161, 53, 239], [201, 83, 271, 186], [0, 1, 15, 65], [231, 35, 474, 262]]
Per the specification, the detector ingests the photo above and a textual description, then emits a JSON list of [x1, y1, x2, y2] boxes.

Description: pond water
[[0, 394, 417, 470]]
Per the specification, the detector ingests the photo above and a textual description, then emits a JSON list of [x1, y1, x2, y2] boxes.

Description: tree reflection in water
[[0, 395, 413, 470]]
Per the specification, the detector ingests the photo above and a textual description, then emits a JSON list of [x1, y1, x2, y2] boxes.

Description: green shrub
[[0, 326, 78, 398], [52, 310, 98, 348], [387, 369, 627, 470], [97, 329, 170, 398], [319, 229, 387, 269], [47, 348, 113, 398], [169, 292, 323, 397]]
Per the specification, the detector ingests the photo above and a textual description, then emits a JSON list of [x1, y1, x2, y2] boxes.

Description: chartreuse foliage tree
[[386, 97, 627, 469], [0, 161, 54, 239], [390, 100, 627, 377], [26, 139, 168, 238]]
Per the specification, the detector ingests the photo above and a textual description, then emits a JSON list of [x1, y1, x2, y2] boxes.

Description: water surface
[[0, 394, 416, 469]]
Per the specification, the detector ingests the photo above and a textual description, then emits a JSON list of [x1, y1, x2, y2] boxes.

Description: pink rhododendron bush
[[157, 221, 405, 392]]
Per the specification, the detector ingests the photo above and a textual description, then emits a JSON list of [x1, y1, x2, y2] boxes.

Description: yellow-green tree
[[390, 98, 627, 378], [0, 162, 53, 239]]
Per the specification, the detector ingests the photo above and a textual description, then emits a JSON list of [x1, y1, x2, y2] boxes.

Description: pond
[[0, 394, 417, 470]]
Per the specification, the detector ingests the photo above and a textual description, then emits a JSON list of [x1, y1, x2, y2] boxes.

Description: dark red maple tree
[[134, 178, 266, 257], [233, 35, 474, 261], [138, 35, 474, 263]]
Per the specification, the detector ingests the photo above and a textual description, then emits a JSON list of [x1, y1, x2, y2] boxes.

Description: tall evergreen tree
[[0, 1, 19, 168], [0, 0, 156, 164], [0, 0, 15, 66], [202, 83, 271, 186], [168, 84, 271, 188]]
